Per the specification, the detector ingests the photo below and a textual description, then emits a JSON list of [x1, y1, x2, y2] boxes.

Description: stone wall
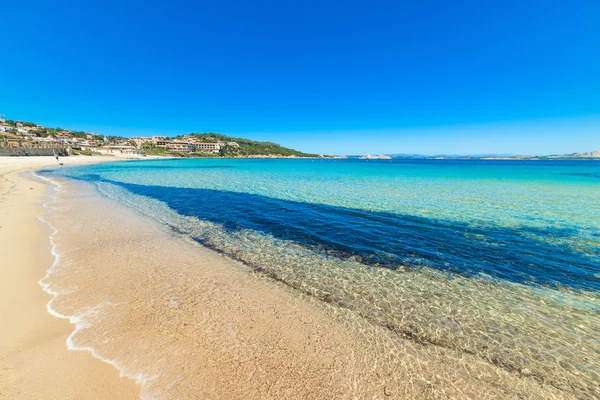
[[0, 147, 71, 157]]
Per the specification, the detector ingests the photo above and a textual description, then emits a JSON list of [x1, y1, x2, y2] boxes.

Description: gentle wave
[[33, 172, 156, 398], [92, 178, 600, 398], [37, 159, 600, 399]]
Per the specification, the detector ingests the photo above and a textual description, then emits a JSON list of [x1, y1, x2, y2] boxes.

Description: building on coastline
[[1, 132, 73, 155], [194, 142, 221, 153], [132, 137, 152, 148], [152, 136, 168, 146], [80, 143, 99, 151], [164, 142, 193, 153], [144, 135, 223, 154], [0, 131, 19, 140], [96, 145, 142, 155], [54, 135, 70, 143]]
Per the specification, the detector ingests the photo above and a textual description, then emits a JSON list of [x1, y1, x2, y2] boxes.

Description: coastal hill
[[568, 149, 600, 158], [2, 116, 596, 159], [0, 116, 317, 158], [483, 149, 600, 160], [150, 133, 318, 158]]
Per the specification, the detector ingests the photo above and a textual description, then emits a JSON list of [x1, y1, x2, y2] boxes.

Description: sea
[[39, 158, 600, 399]]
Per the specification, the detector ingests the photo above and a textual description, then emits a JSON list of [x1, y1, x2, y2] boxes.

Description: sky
[[1, 0, 599, 155]]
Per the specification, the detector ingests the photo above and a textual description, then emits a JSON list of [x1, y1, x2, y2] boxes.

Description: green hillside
[[163, 133, 317, 157], [1, 115, 316, 158]]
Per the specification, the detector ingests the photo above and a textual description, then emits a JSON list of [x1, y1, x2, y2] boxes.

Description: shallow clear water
[[49, 158, 600, 290], [43, 158, 600, 398]]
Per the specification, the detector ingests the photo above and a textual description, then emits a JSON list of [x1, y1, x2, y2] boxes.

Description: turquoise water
[[45, 159, 600, 397], [50, 158, 600, 289]]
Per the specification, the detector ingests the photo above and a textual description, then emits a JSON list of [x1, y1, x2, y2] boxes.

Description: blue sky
[[1, 0, 599, 155]]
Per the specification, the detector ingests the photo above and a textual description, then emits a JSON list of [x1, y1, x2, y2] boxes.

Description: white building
[[96, 145, 141, 155], [166, 142, 194, 153], [195, 142, 221, 153], [54, 135, 70, 143]]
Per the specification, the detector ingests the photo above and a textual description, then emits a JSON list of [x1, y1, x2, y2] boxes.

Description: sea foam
[[33, 171, 157, 399]]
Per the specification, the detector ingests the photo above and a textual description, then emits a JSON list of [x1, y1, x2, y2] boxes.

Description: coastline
[[0, 156, 144, 400], [1, 156, 592, 399], [32, 167, 395, 399], [1, 155, 398, 399]]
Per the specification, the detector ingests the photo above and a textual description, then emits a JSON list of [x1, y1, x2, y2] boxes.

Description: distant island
[[360, 154, 392, 160], [379, 150, 600, 160], [0, 116, 317, 158]]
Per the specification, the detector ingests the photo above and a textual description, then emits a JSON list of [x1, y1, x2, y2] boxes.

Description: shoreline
[[0, 156, 141, 399], [0, 155, 398, 399], [1, 155, 592, 399], [32, 166, 399, 399]]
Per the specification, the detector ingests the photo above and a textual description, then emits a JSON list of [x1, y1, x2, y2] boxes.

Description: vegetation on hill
[[2, 116, 315, 158], [167, 133, 317, 157], [141, 143, 187, 157], [2, 119, 126, 143]]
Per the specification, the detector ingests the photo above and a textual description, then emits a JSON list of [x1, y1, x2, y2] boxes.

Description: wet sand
[[38, 163, 580, 399], [0, 156, 141, 399], [40, 170, 393, 399], [0, 155, 586, 399]]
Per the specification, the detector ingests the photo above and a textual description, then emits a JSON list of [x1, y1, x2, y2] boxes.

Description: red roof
[[0, 132, 19, 139]]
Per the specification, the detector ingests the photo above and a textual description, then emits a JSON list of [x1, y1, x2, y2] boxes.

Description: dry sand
[[0, 155, 402, 399], [0, 155, 581, 400], [0, 156, 141, 400]]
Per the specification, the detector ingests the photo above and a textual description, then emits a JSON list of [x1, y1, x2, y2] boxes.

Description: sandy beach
[[0, 156, 142, 400], [0, 155, 397, 399], [0, 155, 590, 399], [25, 159, 399, 399]]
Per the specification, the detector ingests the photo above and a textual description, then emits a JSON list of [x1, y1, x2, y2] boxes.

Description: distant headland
[[0, 115, 317, 158], [379, 150, 600, 160]]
